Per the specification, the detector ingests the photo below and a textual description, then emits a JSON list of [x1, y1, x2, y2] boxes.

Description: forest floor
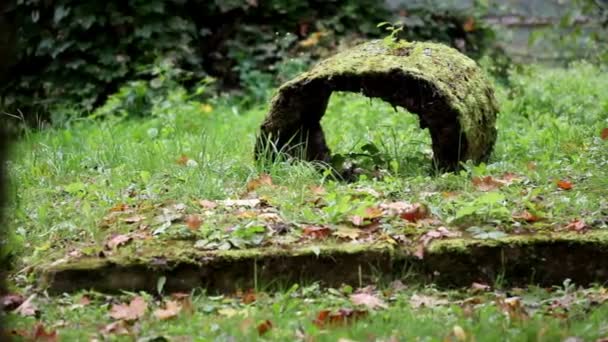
[[2, 62, 608, 340]]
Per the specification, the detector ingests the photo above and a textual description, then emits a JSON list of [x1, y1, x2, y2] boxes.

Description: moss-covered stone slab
[[38, 231, 608, 294], [255, 40, 499, 170]]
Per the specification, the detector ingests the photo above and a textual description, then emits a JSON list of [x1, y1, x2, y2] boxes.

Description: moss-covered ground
[[2, 61, 608, 340]]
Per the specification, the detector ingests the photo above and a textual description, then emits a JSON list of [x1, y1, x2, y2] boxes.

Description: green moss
[[257, 39, 498, 170]]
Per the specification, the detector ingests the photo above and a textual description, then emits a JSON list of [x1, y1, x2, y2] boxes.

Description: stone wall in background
[[385, 0, 598, 62]]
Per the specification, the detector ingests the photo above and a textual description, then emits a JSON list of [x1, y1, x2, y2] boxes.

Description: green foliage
[[2, 0, 500, 124]]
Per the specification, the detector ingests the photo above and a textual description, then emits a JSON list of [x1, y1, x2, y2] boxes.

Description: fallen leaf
[[472, 176, 504, 191], [198, 199, 218, 209], [333, 226, 361, 240], [14, 294, 38, 317], [109, 296, 147, 321], [122, 215, 146, 224], [420, 227, 460, 246], [110, 203, 130, 212], [238, 290, 255, 305], [153, 300, 182, 320], [313, 309, 368, 328], [471, 282, 491, 292], [79, 296, 91, 306], [302, 226, 332, 239], [463, 17, 475, 32], [257, 320, 273, 336], [496, 296, 528, 321], [350, 293, 387, 310], [185, 215, 202, 230], [31, 323, 58, 342], [219, 199, 261, 208], [512, 210, 541, 223], [566, 219, 587, 233], [246, 174, 273, 192], [100, 320, 130, 336], [176, 155, 189, 166], [299, 31, 327, 48], [1, 293, 25, 311], [105, 234, 132, 250], [452, 325, 467, 341], [557, 179, 573, 190], [309, 185, 326, 195], [409, 294, 449, 308], [601, 127, 608, 140], [400, 203, 429, 223]]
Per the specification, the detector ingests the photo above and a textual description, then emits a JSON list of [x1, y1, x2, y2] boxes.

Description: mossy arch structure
[[255, 40, 499, 171]]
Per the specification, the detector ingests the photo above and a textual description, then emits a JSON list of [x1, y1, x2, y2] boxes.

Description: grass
[[2, 61, 608, 340]]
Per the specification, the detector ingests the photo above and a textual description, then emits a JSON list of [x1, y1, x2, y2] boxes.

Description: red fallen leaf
[[350, 292, 388, 310], [109, 296, 147, 321], [512, 210, 541, 223], [400, 203, 428, 223], [313, 309, 367, 328], [1, 293, 25, 311], [32, 323, 58, 342], [198, 199, 218, 209], [246, 173, 273, 192], [557, 179, 573, 190], [241, 290, 257, 304], [463, 17, 475, 32], [153, 300, 182, 320], [313, 310, 331, 328], [176, 154, 189, 165], [303, 226, 332, 239], [185, 215, 202, 230], [257, 320, 273, 336], [105, 234, 132, 250], [601, 127, 608, 140], [566, 219, 587, 233]]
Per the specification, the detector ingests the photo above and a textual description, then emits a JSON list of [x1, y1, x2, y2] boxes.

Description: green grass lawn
[[2, 61, 608, 340]]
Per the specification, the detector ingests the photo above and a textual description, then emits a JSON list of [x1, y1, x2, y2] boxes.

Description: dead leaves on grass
[[109, 296, 147, 321]]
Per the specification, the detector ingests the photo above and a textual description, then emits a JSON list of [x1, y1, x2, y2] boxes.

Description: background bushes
[[1, 0, 497, 125]]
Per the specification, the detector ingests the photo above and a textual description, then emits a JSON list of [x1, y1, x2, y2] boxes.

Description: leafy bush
[[2, 0, 498, 124]]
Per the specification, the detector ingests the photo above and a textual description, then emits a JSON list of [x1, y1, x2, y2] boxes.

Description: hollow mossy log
[[255, 40, 499, 170]]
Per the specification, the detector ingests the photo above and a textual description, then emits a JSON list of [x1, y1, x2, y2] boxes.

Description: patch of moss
[[256, 39, 498, 170]]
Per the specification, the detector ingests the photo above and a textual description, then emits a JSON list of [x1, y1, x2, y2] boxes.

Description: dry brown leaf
[[557, 179, 573, 190], [420, 227, 460, 246], [463, 17, 475, 32], [246, 173, 273, 192], [333, 226, 361, 240], [257, 320, 273, 336], [566, 219, 587, 233], [400, 203, 429, 223], [512, 210, 541, 223], [110, 203, 130, 212], [109, 296, 147, 321], [302, 226, 332, 239], [176, 154, 190, 165], [14, 294, 38, 317], [122, 215, 146, 224], [153, 300, 182, 320], [185, 215, 202, 230], [1, 293, 25, 311], [409, 294, 449, 308], [31, 323, 58, 342], [100, 320, 130, 336], [601, 127, 608, 140], [198, 199, 218, 209], [472, 176, 504, 191], [350, 293, 388, 310], [219, 199, 260, 208], [105, 234, 132, 250]]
